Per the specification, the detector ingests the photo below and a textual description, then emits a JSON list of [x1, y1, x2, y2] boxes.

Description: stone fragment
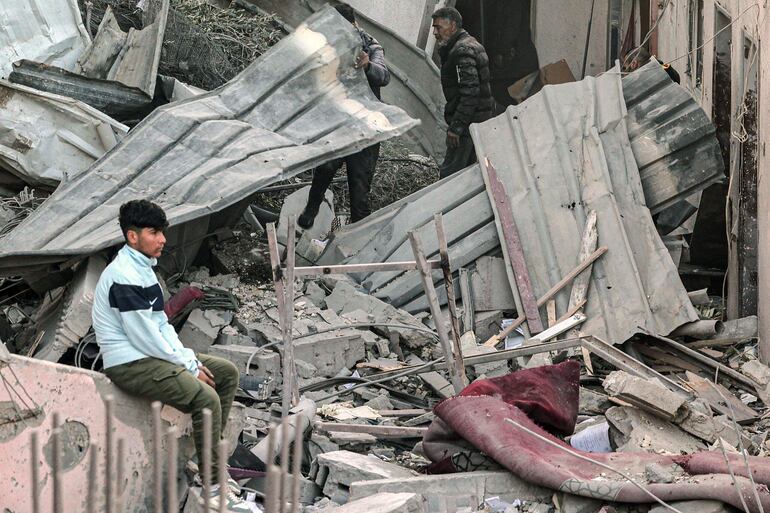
[[741, 360, 770, 386], [605, 406, 705, 454], [365, 394, 393, 411], [463, 345, 508, 378], [644, 463, 677, 484], [178, 308, 221, 354], [649, 500, 732, 513], [305, 281, 328, 308], [677, 400, 716, 443], [294, 330, 365, 377], [325, 282, 433, 348], [313, 450, 416, 504], [350, 471, 552, 509], [309, 432, 339, 463], [216, 326, 255, 346], [603, 371, 686, 421], [295, 359, 318, 379], [247, 322, 282, 346], [552, 494, 603, 513], [579, 388, 613, 415], [206, 345, 281, 384], [406, 355, 454, 399], [319, 493, 425, 513], [473, 310, 503, 342]]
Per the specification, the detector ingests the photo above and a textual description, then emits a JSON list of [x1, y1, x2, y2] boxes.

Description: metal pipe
[[266, 423, 276, 468], [279, 418, 291, 513], [87, 443, 98, 513], [290, 417, 303, 513], [105, 395, 114, 513], [116, 438, 125, 513], [218, 440, 228, 513], [202, 408, 212, 509], [265, 465, 281, 513], [167, 426, 178, 512], [30, 431, 40, 513], [670, 320, 725, 338], [152, 402, 162, 513], [52, 412, 62, 513]]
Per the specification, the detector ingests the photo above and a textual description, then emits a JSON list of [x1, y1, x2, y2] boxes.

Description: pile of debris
[[1, 1, 767, 513]]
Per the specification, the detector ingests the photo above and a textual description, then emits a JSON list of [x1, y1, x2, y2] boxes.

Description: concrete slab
[[206, 344, 281, 385], [649, 500, 732, 513], [294, 330, 366, 377], [178, 308, 222, 354], [603, 371, 686, 421], [322, 492, 425, 513], [605, 406, 705, 454]]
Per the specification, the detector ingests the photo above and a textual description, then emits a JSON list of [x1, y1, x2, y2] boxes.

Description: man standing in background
[[432, 7, 494, 178]]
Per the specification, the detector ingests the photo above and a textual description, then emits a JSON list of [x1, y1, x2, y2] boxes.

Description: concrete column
[[756, 0, 770, 362]]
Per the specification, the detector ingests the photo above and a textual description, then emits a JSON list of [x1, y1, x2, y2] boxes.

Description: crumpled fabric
[[423, 361, 770, 512]]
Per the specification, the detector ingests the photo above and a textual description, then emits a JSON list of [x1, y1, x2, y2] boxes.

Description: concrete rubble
[[0, 2, 768, 513]]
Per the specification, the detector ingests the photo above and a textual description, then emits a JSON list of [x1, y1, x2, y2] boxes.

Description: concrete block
[[309, 433, 339, 464], [644, 463, 678, 484], [474, 310, 503, 342], [315, 450, 416, 504], [296, 359, 318, 379], [579, 388, 612, 415], [463, 345, 508, 378], [605, 406, 705, 454], [650, 500, 733, 513], [294, 330, 365, 377], [365, 394, 393, 411], [305, 281, 328, 308], [179, 308, 222, 354], [216, 326, 255, 346], [247, 321, 282, 346], [677, 402, 716, 443], [406, 354, 454, 399], [741, 360, 770, 386], [603, 371, 686, 421], [326, 281, 433, 349], [206, 345, 281, 385], [349, 471, 553, 511], [323, 493, 425, 513]]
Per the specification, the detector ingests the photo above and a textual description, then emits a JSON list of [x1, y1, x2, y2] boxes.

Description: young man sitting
[[92, 199, 248, 512]]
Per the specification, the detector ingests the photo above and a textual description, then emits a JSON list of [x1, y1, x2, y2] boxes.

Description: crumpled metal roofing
[[0, 80, 128, 187], [0, 0, 91, 78], [623, 60, 725, 215], [321, 64, 705, 344], [250, 0, 446, 160], [0, 7, 417, 275], [470, 66, 698, 343]]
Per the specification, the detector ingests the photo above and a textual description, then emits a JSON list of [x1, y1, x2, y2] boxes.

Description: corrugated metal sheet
[[0, 80, 128, 187], [249, 0, 446, 160], [0, 0, 91, 78], [470, 66, 698, 344], [623, 60, 725, 214], [0, 7, 417, 275]]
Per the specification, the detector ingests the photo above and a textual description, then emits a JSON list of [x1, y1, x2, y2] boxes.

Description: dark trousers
[[439, 135, 477, 179], [104, 353, 239, 481], [306, 143, 380, 223]]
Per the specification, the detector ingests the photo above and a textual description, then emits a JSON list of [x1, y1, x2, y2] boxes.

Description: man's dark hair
[[432, 7, 463, 28], [333, 2, 356, 23], [119, 200, 169, 240]]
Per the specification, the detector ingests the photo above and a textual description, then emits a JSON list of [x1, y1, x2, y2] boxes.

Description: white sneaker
[[202, 484, 251, 513]]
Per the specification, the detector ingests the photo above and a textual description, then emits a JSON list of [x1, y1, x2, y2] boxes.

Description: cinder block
[[294, 330, 365, 377], [206, 344, 281, 385]]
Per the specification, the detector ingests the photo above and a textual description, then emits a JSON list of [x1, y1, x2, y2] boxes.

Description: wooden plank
[[684, 371, 758, 422], [283, 216, 299, 411], [634, 344, 703, 373], [434, 213, 465, 381], [483, 158, 544, 333], [482, 246, 608, 347], [458, 267, 474, 334], [293, 260, 441, 276], [567, 210, 598, 373], [314, 422, 428, 438], [527, 314, 586, 344], [409, 230, 465, 394], [546, 300, 557, 327]]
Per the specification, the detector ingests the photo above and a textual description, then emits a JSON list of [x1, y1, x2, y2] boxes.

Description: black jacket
[[438, 29, 494, 136], [358, 28, 390, 100]]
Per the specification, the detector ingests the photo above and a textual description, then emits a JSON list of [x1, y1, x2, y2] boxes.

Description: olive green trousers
[[104, 353, 239, 481]]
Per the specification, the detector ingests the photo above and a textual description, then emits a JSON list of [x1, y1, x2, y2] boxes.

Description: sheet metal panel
[[249, 0, 446, 160], [0, 0, 90, 78], [470, 67, 698, 344], [0, 7, 417, 275], [0, 80, 128, 187], [623, 60, 725, 214]]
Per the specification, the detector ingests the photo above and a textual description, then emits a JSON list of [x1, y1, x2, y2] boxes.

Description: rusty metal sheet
[[623, 60, 725, 215], [469, 66, 698, 344], [0, 7, 417, 275]]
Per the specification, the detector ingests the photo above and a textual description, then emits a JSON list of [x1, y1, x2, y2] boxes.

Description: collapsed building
[[1, 1, 770, 513]]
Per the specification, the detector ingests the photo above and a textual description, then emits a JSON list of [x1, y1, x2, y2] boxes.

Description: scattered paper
[[570, 421, 612, 453]]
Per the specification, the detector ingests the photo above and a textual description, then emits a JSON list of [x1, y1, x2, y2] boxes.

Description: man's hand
[[354, 51, 370, 70], [446, 130, 461, 148], [197, 365, 216, 388]]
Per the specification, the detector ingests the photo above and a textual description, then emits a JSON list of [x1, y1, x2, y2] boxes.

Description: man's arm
[[449, 48, 481, 136], [364, 39, 390, 87], [111, 283, 200, 375]]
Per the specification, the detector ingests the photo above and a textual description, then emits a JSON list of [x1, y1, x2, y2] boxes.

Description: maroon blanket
[[423, 361, 770, 512]]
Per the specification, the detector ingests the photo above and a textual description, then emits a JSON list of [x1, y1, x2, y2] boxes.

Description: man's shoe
[[297, 205, 319, 230], [203, 484, 251, 512]]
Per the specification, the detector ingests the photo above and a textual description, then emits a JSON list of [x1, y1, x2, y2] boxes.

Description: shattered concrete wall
[[0, 355, 193, 513]]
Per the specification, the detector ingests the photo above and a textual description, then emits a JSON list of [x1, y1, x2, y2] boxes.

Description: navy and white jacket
[[92, 245, 199, 375]]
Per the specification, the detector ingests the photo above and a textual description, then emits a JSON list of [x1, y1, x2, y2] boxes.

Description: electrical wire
[[622, 0, 673, 69]]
